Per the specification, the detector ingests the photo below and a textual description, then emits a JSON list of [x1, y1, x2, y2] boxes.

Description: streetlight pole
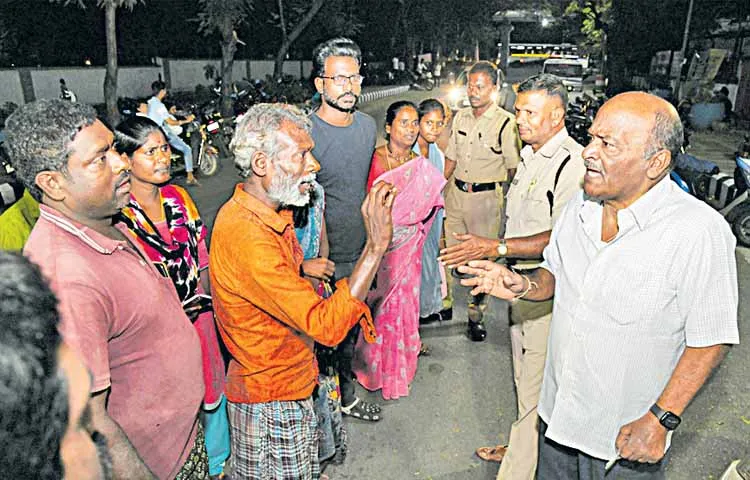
[[673, 0, 695, 99]]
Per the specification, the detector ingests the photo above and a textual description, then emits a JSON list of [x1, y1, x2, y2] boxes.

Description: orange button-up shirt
[[210, 184, 372, 403]]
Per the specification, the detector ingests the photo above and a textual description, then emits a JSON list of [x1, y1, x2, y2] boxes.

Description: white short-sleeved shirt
[[147, 96, 171, 127], [539, 175, 739, 460]]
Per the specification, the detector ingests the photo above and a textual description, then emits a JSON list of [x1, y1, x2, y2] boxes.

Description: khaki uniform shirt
[[445, 104, 521, 183], [506, 128, 585, 267]]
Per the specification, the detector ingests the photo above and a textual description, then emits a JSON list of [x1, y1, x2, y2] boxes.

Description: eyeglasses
[[319, 74, 364, 86]]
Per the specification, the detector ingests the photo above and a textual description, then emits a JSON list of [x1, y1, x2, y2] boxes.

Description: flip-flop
[[341, 398, 381, 421], [418, 343, 432, 356], [476, 445, 507, 463]]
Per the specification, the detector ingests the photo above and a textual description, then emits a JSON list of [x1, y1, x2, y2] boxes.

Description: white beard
[[267, 172, 315, 207]]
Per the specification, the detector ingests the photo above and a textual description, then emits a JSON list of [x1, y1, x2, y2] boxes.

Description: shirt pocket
[[597, 261, 677, 328]]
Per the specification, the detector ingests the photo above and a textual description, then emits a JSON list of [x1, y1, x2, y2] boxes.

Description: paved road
[[186, 82, 749, 479]]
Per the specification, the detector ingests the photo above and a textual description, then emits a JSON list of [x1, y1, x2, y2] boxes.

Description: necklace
[[385, 143, 415, 170]]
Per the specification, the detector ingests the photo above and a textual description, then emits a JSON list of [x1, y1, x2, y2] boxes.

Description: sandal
[[341, 398, 381, 422], [418, 343, 431, 356], [476, 445, 507, 463]]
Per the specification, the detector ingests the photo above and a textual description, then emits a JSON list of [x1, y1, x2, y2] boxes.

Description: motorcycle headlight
[[449, 88, 462, 102]]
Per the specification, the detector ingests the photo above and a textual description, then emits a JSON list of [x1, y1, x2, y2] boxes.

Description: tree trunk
[[273, 0, 324, 81], [104, 3, 119, 125], [220, 17, 237, 118]]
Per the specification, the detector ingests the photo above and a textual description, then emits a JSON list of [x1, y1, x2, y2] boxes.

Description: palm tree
[[55, 0, 144, 124]]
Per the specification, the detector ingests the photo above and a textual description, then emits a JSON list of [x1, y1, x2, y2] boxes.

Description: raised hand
[[362, 181, 398, 254]]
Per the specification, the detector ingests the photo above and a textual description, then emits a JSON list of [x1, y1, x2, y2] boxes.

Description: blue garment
[[294, 181, 325, 258], [413, 142, 445, 317], [293, 181, 347, 465], [203, 396, 230, 475]]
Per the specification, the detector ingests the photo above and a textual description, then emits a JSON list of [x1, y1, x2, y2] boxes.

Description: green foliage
[[565, 0, 612, 53], [197, 0, 253, 36]]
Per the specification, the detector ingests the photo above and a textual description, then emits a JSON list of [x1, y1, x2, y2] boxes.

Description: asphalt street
[[185, 76, 749, 479]]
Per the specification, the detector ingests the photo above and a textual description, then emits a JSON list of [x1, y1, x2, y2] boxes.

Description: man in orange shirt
[[210, 103, 396, 480]]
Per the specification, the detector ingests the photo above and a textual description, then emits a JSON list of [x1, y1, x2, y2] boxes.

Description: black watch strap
[[650, 403, 681, 430]]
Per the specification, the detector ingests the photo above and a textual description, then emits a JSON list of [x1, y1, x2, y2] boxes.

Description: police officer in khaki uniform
[[440, 74, 585, 478], [443, 61, 521, 342]]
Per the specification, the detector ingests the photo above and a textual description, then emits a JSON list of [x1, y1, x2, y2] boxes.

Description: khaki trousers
[[497, 298, 553, 480], [444, 182, 505, 317], [444, 182, 505, 245]]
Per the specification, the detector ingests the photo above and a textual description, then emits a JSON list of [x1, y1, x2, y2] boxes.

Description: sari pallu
[[353, 156, 446, 400], [119, 184, 225, 407]]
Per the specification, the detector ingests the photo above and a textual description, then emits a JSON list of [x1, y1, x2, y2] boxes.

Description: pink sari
[[353, 156, 446, 400]]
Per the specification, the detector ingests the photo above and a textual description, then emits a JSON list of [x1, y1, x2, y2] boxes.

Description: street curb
[[359, 86, 410, 104]]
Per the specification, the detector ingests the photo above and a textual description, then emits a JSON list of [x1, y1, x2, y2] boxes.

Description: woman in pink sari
[[353, 101, 446, 400]]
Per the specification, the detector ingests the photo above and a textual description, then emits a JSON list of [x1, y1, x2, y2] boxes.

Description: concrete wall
[[0, 59, 312, 106], [0, 70, 25, 105], [30, 67, 161, 104]]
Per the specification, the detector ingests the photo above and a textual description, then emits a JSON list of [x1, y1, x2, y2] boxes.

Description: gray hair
[[4, 99, 97, 201], [313, 37, 361, 77], [517, 73, 568, 109], [644, 108, 684, 169], [230, 103, 312, 178]]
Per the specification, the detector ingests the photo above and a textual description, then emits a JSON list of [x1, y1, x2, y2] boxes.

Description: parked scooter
[[671, 135, 750, 247]]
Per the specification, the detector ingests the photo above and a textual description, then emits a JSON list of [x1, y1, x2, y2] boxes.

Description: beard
[[267, 171, 316, 207], [322, 90, 359, 113]]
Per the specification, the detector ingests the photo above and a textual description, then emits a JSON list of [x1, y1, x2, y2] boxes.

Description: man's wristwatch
[[650, 403, 681, 430], [496, 239, 508, 257]]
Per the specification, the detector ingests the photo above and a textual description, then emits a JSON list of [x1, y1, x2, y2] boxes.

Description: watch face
[[662, 413, 681, 430]]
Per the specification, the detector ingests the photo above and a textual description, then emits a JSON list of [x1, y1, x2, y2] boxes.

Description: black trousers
[[536, 420, 670, 480]]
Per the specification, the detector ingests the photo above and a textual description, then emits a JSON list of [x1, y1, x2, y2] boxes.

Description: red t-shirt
[[25, 205, 204, 480]]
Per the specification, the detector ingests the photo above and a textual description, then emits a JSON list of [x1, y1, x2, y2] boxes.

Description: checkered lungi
[[174, 421, 210, 480], [227, 398, 320, 480]]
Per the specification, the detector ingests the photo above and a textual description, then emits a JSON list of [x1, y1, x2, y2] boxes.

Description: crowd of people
[[0, 34, 741, 480]]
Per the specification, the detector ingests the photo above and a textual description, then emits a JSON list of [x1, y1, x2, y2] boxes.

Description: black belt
[[454, 179, 501, 193]]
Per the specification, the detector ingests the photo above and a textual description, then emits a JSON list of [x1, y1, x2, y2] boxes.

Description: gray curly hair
[[4, 99, 98, 201], [231, 103, 312, 178]]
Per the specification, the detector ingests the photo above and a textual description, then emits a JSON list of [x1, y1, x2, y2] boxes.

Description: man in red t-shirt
[[6, 99, 206, 480]]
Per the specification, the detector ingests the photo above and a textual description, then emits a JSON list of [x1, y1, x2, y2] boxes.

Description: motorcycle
[[670, 135, 750, 247], [565, 93, 603, 146], [171, 102, 231, 178], [409, 71, 435, 91]]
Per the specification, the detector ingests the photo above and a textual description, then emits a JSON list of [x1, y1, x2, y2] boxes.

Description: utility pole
[[673, 0, 695, 100]]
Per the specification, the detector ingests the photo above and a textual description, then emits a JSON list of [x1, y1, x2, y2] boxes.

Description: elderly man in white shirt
[[458, 91, 739, 479]]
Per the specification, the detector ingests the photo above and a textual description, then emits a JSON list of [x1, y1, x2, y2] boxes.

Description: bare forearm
[[656, 345, 729, 415], [444, 158, 457, 179], [505, 231, 551, 259], [348, 244, 386, 300], [519, 267, 555, 302], [91, 398, 156, 479]]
